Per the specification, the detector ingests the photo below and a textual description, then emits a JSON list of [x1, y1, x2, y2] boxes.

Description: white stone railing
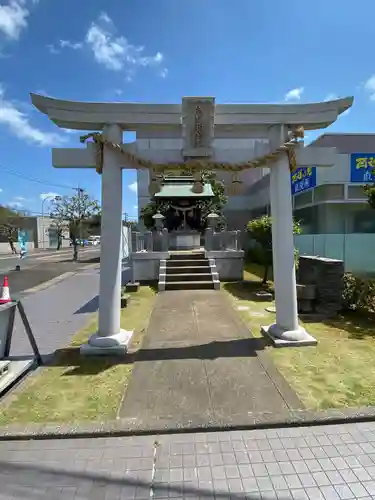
[[205, 229, 242, 251], [131, 230, 169, 253]]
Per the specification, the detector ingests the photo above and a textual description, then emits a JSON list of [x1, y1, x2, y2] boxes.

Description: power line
[[0, 164, 78, 191]]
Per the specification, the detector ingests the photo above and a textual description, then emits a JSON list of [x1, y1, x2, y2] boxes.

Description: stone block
[[296, 284, 316, 300], [126, 282, 140, 292], [121, 294, 130, 308], [298, 255, 344, 317], [255, 291, 273, 301], [205, 250, 244, 281]]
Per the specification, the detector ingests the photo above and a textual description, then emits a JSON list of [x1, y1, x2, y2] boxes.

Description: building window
[[294, 206, 318, 234], [352, 209, 375, 233], [294, 190, 313, 208], [347, 185, 366, 200], [314, 184, 344, 202]]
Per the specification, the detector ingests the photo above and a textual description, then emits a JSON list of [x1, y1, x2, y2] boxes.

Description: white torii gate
[[30, 93, 353, 353]]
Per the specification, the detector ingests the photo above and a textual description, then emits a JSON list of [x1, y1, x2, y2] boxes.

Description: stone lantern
[[152, 212, 165, 230], [207, 212, 219, 229]]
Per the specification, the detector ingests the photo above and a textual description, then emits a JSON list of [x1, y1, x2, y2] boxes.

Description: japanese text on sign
[[350, 153, 375, 183], [291, 167, 316, 195]]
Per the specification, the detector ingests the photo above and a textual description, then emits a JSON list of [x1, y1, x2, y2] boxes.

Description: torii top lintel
[[30, 93, 353, 132]]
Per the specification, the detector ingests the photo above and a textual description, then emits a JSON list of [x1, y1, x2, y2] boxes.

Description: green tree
[[50, 192, 100, 261], [246, 215, 302, 284], [364, 184, 375, 210], [197, 171, 227, 229], [140, 200, 169, 230]]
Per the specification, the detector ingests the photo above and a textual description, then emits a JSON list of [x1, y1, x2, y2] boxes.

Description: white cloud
[[47, 39, 83, 54], [159, 68, 168, 78], [0, 188, 2, 192], [40, 192, 60, 201], [128, 181, 137, 193], [8, 200, 23, 208], [133, 204, 138, 211], [0, 0, 28, 40], [60, 39, 83, 50], [324, 93, 338, 101], [0, 0, 38, 40], [61, 128, 80, 134], [364, 75, 375, 101], [0, 84, 65, 146], [284, 87, 304, 102], [47, 12, 167, 79]]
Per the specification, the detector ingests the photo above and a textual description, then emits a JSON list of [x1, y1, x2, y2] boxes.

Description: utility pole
[[78, 187, 84, 242], [72, 186, 85, 242]]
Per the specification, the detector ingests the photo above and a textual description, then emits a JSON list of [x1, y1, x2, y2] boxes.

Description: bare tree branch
[[49, 193, 100, 260]]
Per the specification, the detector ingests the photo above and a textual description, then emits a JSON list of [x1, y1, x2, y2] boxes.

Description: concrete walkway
[[120, 290, 301, 431]]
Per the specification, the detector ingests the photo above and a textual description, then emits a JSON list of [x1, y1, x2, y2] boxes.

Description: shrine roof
[[155, 181, 214, 198]]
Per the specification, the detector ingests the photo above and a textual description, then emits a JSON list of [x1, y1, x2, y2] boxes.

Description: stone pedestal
[[298, 256, 344, 317], [169, 231, 201, 251]]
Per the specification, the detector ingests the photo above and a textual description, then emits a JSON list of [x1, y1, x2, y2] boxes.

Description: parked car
[[88, 236, 101, 246]]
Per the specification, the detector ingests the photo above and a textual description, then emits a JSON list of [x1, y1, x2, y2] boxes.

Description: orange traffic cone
[[0, 276, 11, 304]]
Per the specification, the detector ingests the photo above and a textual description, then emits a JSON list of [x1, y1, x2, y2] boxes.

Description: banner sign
[[291, 166, 316, 195], [350, 153, 375, 183], [18, 229, 28, 258]]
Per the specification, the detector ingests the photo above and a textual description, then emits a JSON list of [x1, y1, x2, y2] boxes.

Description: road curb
[[21, 262, 100, 295], [0, 407, 374, 441], [22, 272, 76, 294]]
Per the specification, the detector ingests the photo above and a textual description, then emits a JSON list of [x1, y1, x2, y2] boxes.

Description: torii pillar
[[80, 124, 133, 354], [264, 125, 314, 345]]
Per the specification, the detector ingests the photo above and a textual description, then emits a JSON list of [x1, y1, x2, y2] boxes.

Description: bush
[[245, 245, 300, 270], [342, 273, 375, 312], [245, 245, 266, 266]]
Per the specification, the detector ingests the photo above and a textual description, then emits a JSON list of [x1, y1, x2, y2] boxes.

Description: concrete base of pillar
[[261, 323, 317, 347], [80, 329, 133, 356]]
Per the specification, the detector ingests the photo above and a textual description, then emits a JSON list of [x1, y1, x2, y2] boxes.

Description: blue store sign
[[291, 166, 316, 195], [350, 153, 375, 183]]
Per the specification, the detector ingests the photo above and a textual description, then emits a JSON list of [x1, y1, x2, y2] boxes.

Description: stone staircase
[[158, 252, 220, 291]]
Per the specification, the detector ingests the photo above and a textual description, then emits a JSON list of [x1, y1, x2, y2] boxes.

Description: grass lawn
[[0, 286, 157, 426], [225, 263, 375, 411]]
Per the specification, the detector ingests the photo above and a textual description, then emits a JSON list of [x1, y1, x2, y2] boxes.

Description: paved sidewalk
[[9, 263, 131, 359], [1, 421, 375, 499], [120, 290, 301, 431], [9, 266, 101, 359]]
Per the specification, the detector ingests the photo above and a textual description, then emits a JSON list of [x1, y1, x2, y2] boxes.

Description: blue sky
[[0, 0, 374, 219]]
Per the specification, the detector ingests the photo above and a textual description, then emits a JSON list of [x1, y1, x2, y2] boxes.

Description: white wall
[[36, 217, 70, 249], [316, 153, 349, 185]]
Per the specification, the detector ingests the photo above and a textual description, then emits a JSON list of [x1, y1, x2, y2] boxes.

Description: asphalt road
[[0, 248, 101, 297]]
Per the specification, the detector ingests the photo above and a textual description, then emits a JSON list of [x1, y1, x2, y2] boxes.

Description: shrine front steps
[[159, 252, 220, 291]]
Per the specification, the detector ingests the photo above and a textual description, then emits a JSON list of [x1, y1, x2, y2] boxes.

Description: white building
[[237, 133, 375, 274], [0, 215, 70, 254]]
